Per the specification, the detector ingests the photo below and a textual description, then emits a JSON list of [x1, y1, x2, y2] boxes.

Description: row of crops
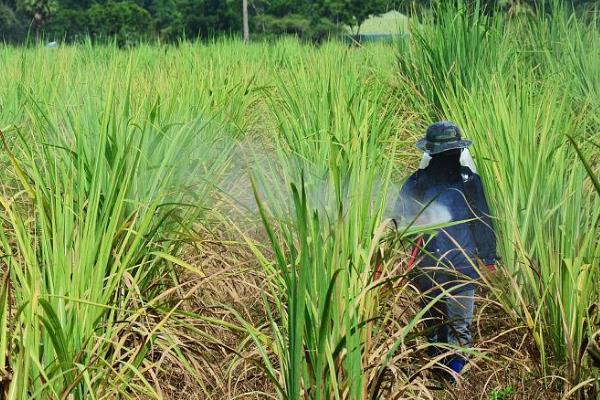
[[0, 2, 599, 399]]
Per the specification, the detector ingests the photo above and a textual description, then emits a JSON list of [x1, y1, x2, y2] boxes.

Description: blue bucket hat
[[416, 121, 473, 155]]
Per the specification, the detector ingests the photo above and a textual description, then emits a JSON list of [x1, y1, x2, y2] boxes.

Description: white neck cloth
[[418, 149, 477, 173]]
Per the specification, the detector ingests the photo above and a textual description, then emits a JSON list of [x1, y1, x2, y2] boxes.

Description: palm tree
[[18, 0, 55, 29]]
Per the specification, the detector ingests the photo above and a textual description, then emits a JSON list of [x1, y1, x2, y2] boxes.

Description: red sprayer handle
[[405, 236, 424, 273], [374, 236, 423, 282]]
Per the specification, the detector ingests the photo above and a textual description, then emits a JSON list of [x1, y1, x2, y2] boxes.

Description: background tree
[[147, 0, 183, 41], [17, 0, 56, 28], [4, 0, 596, 44], [251, 0, 339, 41], [178, 0, 240, 39], [87, 1, 153, 44], [323, 0, 391, 35], [0, 2, 23, 41], [56, 0, 91, 10]]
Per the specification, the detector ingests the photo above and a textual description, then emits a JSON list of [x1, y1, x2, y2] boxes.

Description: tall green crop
[[0, 60, 237, 398], [398, 1, 600, 395], [447, 76, 600, 386], [232, 50, 435, 399], [0, 39, 405, 399]]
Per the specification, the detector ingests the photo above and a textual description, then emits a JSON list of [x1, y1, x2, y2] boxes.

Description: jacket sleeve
[[393, 172, 422, 225], [468, 174, 497, 265]]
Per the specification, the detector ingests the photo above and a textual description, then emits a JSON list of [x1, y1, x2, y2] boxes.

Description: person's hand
[[485, 264, 496, 273]]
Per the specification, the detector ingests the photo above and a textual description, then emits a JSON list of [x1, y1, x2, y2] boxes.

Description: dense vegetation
[[0, 1, 599, 399], [0, 0, 598, 43]]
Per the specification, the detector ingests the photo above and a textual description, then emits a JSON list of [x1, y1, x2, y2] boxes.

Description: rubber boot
[[447, 357, 466, 374]]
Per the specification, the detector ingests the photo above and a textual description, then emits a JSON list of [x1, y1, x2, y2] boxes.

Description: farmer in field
[[394, 121, 497, 379]]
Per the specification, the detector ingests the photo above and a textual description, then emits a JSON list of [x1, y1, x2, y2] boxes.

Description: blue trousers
[[411, 268, 475, 368], [421, 288, 475, 348]]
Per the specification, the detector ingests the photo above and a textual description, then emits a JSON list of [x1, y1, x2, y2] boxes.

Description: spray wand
[[374, 236, 424, 282]]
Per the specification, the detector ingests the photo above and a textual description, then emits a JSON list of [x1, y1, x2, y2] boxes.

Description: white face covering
[[418, 148, 477, 173]]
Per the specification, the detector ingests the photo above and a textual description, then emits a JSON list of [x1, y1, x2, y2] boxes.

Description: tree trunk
[[242, 0, 249, 43], [355, 18, 364, 37]]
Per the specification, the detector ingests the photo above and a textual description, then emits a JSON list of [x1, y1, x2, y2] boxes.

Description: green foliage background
[[1, 0, 595, 44]]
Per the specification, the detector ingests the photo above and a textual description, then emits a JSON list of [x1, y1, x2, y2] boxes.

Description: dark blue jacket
[[394, 163, 496, 290]]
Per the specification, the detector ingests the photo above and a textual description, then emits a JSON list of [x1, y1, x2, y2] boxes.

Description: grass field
[[0, 2, 599, 400]]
